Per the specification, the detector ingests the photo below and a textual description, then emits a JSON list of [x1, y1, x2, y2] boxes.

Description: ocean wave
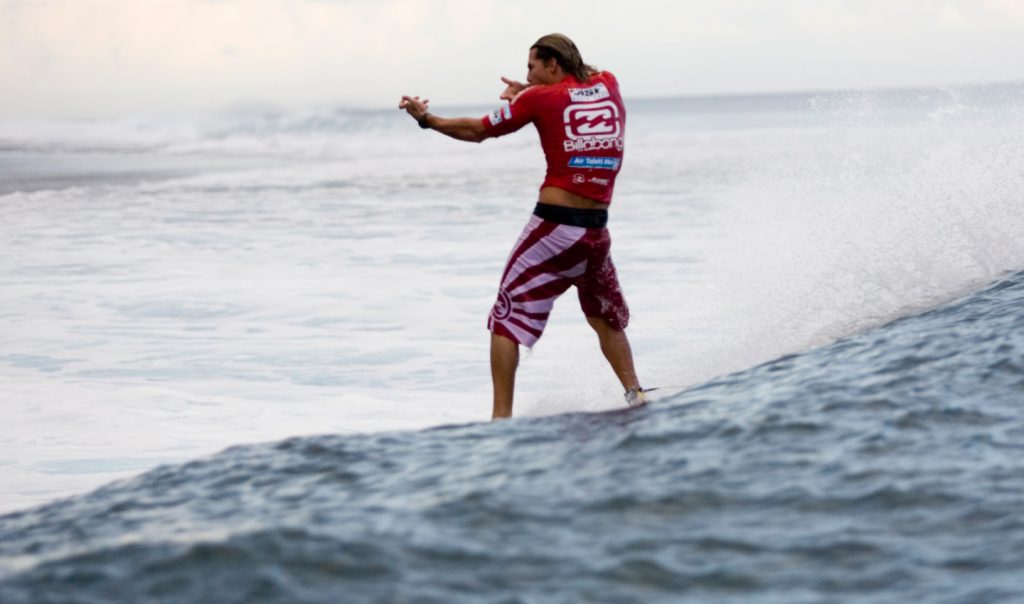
[[3, 271, 1024, 602], [2, 82, 1020, 158]]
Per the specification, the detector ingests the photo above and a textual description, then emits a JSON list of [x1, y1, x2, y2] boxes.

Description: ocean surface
[[2, 82, 1024, 601]]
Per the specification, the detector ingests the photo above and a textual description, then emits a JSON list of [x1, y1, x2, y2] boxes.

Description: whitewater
[[1, 82, 1023, 602]]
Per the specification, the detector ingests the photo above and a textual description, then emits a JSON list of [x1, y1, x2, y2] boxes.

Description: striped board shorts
[[487, 204, 629, 348]]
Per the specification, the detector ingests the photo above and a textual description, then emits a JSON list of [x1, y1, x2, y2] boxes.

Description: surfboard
[[630, 385, 689, 407]]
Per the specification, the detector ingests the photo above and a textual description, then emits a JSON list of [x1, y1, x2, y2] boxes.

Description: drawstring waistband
[[533, 202, 608, 228]]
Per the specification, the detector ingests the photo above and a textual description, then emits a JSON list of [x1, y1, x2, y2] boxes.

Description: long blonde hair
[[531, 34, 598, 82]]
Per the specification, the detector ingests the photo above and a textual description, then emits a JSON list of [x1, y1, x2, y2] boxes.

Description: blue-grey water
[[2, 83, 1024, 601], [2, 269, 1024, 603]]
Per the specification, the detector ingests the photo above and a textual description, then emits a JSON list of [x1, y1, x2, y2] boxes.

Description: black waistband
[[533, 203, 608, 229]]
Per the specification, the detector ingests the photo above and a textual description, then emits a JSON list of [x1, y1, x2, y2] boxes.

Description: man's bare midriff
[[539, 186, 610, 210]]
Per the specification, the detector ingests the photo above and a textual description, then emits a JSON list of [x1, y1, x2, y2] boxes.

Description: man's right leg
[[586, 316, 640, 392], [577, 238, 640, 402], [490, 333, 519, 419]]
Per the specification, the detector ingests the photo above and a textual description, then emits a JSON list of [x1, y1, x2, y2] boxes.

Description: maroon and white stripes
[[488, 215, 629, 347]]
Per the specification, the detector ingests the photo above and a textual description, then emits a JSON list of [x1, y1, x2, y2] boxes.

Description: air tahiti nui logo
[[492, 289, 513, 321]]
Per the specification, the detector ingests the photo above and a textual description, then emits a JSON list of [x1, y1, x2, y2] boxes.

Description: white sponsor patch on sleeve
[[489, 103, 513, 126], [569, 83, 610, 103]]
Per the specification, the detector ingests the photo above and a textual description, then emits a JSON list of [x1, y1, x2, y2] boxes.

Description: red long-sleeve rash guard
[[480, 71, 626, 204]]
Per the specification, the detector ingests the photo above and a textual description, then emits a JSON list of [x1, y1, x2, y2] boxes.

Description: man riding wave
[[400, 34, 645, 419]]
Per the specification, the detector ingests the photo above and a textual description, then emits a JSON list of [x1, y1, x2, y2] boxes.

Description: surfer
[[399, 33, 644, 419]]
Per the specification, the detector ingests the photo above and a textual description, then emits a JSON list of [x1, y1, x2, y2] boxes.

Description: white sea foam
[[1, 84, 1022, 512], [521, 86, 1024, 414]]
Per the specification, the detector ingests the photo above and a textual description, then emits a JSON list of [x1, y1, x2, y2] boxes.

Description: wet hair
[[531, 33, 598, 82]]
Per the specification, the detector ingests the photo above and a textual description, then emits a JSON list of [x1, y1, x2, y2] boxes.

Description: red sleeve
[[480, 87, 541, 138]]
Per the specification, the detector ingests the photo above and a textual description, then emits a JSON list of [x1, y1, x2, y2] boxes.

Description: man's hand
[[399, 95, 430, 121], [499, 77, 529, 102]]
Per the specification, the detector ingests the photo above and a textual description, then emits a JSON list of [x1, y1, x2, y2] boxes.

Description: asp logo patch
[[569, 83, 610, 103]]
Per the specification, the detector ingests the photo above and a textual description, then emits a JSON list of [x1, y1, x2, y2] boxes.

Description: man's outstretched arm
[[399, 95, 488, 143]]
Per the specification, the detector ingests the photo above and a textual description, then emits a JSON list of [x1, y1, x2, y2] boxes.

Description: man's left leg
[[487, 215, 589, 419], [490, 332, 519, 419]]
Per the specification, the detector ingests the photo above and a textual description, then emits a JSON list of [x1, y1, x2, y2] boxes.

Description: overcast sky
[[2, 0, 1023, 119]]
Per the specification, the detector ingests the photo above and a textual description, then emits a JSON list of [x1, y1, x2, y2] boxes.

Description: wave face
[[2, 270, 1024, 603]]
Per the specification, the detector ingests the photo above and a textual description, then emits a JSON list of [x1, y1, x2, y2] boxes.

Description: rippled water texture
[[2, 270, 1023, 602]]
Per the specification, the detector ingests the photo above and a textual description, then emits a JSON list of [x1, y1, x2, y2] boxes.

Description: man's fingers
[[498, 77, 526, 100], [399, 95, 429, 111]]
